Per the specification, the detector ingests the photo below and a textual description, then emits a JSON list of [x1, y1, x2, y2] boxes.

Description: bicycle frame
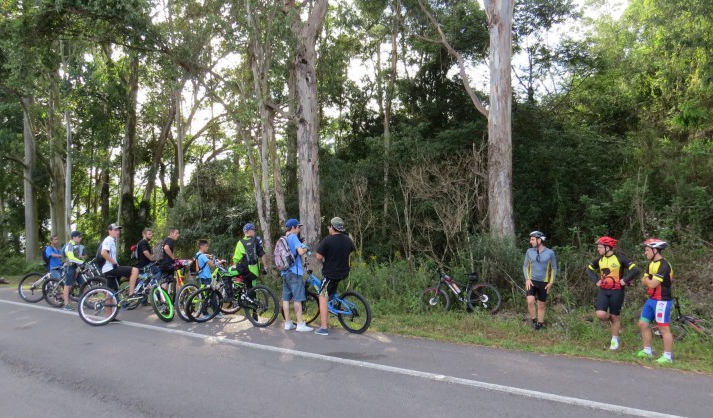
[[305, 274, 354, 315]]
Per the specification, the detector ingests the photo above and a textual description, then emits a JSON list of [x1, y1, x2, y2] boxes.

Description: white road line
[[0, 298, 688, 418]]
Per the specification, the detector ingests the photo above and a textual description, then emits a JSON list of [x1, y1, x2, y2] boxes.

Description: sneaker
[[295, 322, 312, 332], [636, 350, 653, 359], [127, 294, 141, 300], [62, 303, 75, 311], [314, 327, 329, 336], [610, 339, 620, 351], [655, 355, 673, 365], [533, 322, 544, 330], [214, 312, 225, 319], [284, 321, 296, 331]]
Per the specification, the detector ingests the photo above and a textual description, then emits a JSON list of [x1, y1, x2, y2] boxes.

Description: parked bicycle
[[77, 285, 143, 326], [185, 260, 279, 327], [18, 262, 104, 306], [420, 269, 502, 314], [18, 266, 66, 303], [651, 297, 712, 341]]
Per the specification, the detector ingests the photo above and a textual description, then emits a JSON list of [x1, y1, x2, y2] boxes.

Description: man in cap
[[233, 223, 267, 292], [281, 218, 312, 332], [100, 224, 140, 302], [61, 231, 85, 311], [313, 217, 355, 336]]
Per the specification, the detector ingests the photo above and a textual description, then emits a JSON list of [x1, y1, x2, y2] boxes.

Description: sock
[[643, 347, 653, 355], [612, 336, 619, 342], [664, 352, 673, 360]]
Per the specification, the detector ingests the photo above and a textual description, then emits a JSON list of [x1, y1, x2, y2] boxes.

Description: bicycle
[[77, 285, 143, 326], [302, 268, 372, 334], [650, 297, 712, 341], [37, 263, 107, 307], [185, 260, 279, 327], [420, 269, 502, 314], [18, 267, 65, 303]]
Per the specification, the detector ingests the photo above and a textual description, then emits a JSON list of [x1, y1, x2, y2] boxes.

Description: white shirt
[[101, 236, 117, 274]]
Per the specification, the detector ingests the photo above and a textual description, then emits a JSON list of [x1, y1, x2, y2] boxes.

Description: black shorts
[[595, 289, 625, 316], [318, 278, 340, 298], [526, 280, 548, 302], [103, 266, 136, 290]]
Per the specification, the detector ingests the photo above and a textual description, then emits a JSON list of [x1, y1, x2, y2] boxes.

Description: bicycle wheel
[[243, 285, 279, 327], [336, 291, 372, 334], [670, 322, 687, 341], [78, 286, 118, 326], [42, 279, 65, 307], [176, 283, 199, 322], [220, 286, 243, 315], [74, 277, 107, 301], [117, 280, 142, 310], [18, 272, 47, 303], [467, 283, 502, 314], [420, 287, 450, 312], [302, 291, 320, 325], [186, 287, 221, 323], [150, 286, 175, 322]]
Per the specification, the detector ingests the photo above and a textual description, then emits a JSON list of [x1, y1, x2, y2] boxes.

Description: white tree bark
[[20, 97, 39, 260]]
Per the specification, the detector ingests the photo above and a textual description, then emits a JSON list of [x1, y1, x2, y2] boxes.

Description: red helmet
[[596, 236, 618, 249], [644, 238, 668, 250]]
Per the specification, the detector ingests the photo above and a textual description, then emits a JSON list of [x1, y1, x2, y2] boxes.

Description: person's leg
[[282, 275, 295, 328], [62, 265, 77, 309], [655, 300, 674, 362], [526, 294, 537, 324], [129, 267, 139, 295], [638, 300, 655, 357], [537, 301, 546, 324]]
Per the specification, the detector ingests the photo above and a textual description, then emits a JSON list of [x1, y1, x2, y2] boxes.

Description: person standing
[[61, 231, 85, 311], [637, 238, 675, 364], [158, 228, 181, 287], [281, 218, 312, 332], [523, 231, 557, 330], [100, 224, 139, 298], [233, 223, 268, 292], [587, 236, 641, 350], [314, 217, 355, 336], [194, 239, 222, 319], [45, 236, 63, 279]]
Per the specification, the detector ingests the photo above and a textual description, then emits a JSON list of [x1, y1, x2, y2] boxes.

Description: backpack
[[188, 253, 207, 275], [273, 236, 295, 272], [152, 239, 166, 262], [130, 242, 139, 260], [41, 245, 51, 266], [94, 246, 106, 269]]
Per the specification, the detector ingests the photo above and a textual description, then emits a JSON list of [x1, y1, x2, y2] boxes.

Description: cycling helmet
[[243, 223, 256, 233], [643, 238, 668, 250], [529, 231, 546, 241], [596, 236, 618, 249]]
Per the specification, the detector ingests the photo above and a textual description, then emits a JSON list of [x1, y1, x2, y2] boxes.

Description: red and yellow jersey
[[645, 259, 673, 301], [588, 254, 636, 290]]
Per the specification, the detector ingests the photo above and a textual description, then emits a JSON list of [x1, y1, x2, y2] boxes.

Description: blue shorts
[[64, 265, 79, 286], [49, 269, 62, 280], [282, 272, 306, 302], [640, 299, 673, 326]]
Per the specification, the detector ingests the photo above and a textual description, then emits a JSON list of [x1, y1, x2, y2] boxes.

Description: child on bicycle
[[195, 239, 221, 319]]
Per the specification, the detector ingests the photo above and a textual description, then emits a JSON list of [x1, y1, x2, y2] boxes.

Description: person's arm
[[586, 260, 600, 283], [141, 241, 152, 260], [64, 243, 83, 264], [232, 241, 243, 265], [622, 265, 642, 286], [315, 252, 325, 262], [163, 243, 176, 261], [101, 248, 118, 268]]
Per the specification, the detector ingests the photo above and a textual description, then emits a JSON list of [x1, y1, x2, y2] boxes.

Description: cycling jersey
[[588, 254, 637, 290], [644, 259, 673, 301], [523, 247, 557, 283]]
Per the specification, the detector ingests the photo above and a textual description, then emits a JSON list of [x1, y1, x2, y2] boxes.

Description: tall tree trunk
[[48, 72, 67, 241], [175, 89, 185, 197], [20, 97, 39, 260], [120, 54, 139, 248], [382, 0, 400, 240], [61, 40, 72, 235], [484, 0, 515, 238], [289, 0, 329, 250]]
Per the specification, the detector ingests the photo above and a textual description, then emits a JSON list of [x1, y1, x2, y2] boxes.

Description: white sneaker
[[295, 322, 312, 332], [610, 338, 620, 351], [284, 321, 296, 331]]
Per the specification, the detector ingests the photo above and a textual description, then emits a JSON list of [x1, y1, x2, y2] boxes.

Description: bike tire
[[42, 279, 65, 307], [176, 283, 199, 322], [302, 291, 320, 325], [419, 287, 450, 312], [150, 286, 175, 322], [243, 285, 279, 327], [78, 286, 118, 326], [686, 318, 713, 340], [670, 322, 687, 341], [74, 277, 107, 301], [467, 283, 502, 314], [186, 287, 221, 323], [18, 272, 47, 303], [336, 291, 372, 334]]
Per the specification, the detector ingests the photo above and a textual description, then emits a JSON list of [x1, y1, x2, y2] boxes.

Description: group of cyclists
[[524, 231, 676, 364]]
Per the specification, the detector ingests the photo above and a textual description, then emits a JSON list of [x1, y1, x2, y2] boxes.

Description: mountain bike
[[420, 269, 502, 314], [185, 261, 279, 327], [650, 297, 712, 341], [18, 266, 66, 303], [302, 269, 372, 334], [77, 286, 143, 326], [39, 263, 107, 307]]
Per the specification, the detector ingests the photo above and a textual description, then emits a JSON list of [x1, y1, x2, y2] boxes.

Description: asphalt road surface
[[1, 286, 712, 418]]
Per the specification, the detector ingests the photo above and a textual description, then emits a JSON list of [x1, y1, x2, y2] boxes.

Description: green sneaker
[[609, 339, 620, 351], [636, 350, 653, 359], [655, 355, 673, 365]]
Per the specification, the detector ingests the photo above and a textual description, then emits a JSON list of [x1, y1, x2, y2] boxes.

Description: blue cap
[[285, 218, 302, 229], [71, 231, 83, 238], [243, 223, 255, 232]]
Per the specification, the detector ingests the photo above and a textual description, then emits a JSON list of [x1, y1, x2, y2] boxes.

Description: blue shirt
[[196, 252, 212, 281], [45, 246, 62, 271], [523, 247, 557, 283], [282, 233, 304, 276]]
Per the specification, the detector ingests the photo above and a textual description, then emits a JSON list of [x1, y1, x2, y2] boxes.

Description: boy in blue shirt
[[195, 239, 222, 319], [281, 218, 312, 332]]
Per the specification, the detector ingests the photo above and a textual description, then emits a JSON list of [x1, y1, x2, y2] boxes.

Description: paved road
[[1, 286, 711, 418]]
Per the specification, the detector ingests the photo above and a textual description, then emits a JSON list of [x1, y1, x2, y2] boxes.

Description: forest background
[[1, 0, 712, 365]]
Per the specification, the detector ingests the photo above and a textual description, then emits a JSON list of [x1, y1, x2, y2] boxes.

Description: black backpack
[[94, 246, 106, 269]]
